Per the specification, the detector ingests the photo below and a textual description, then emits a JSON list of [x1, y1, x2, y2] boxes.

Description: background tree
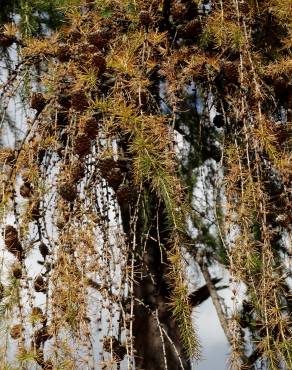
[[0, 1, 291, 369]]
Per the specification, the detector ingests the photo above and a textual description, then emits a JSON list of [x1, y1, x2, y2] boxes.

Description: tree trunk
[[132, 204, 191, 370]]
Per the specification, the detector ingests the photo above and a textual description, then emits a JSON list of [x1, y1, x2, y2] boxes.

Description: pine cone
[[91, 52, 106, 75], [56, 216, 66, 230], [70, 160, 85, 182], [34, 326, 52, 347], [0, 34, 15, 48], [39, 242, 49, 259], [34, 274, 47, 293], [221, 62, 239, 84], [98, 158, 124, 190], [98, 158, 116, 177], [20, 182, 33, 198], [69, 29, 81, 42], [238, 2, 250, 14], [31, 306, 45, 320], [71, 90, 89, 112], [0, 148, 15, 165], [55, 110, 69, 127], [183, 19, 202, 39], [116, 184, 130, 205], [10, 324, 23, 339], [58, 182, 77, 202], [57, 93, 72, 109], [12, 264, 22, 279], [139, 11, 152, 27], [73, 133, 91, 156], [31, 92, 47, 112], [56, 43, 71, 62], [4, 225, 22, 260], [172, 2, 186, 22], [103, 336, 126, 362], [87, 31, 107, 49], [106, 169, 123, 190], [83, 117, 98, 139]]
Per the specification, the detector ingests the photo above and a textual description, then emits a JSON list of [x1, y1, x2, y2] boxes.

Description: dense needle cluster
[[0, 0, 291, 369]]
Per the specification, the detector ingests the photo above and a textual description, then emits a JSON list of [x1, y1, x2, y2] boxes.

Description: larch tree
[[0, 1, 291, 369]]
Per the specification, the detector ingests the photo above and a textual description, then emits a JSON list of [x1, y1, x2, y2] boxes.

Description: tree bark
[[132, 204, 191, 370]]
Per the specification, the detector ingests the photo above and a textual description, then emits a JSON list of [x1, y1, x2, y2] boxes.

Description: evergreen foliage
[[0, 0, 291, 369]]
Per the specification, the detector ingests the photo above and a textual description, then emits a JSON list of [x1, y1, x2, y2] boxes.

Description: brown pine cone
[[56, 43, 71, 62], [31, 92, 47, 112], [34, 275, 47, 293], [3, 225, 22, 260], [98, 158, 124, 190], [139, 11, 152, 27], [98, 157, 116, 177], [71, 90, 89, 112], [11, 264, 22, 279], [83, 117, 98, 139], [116, 184, 130, 205], [87, 31, 108, 49], [103, 336, 126, 362], [70, 160, 85, 182], [58, 182, 77, 202], [10, 324, 23, 339], [106, 169, 123, 190], [57, 93, 72, 109], [20, 182, 33, 198], [73, 133, 91, 156], [34, 326, 52, 347], [39, 242, 49, 259], [0, 34, 15, 47], [31, 306, 45, 319], [172, 2, 186, 22], [0, 148, 15, 165], [221, 62, 239, 84], [91, 52, 106, 75], [56, 216, 66, 230], [183, 19, 202, 38], [31, 307, 47, 325]]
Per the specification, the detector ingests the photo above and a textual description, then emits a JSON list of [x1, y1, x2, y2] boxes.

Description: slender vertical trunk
[[131, 204, 191, 370]]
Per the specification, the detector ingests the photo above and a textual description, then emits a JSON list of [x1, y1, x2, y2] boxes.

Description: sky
[[196, 297, 230, 370]]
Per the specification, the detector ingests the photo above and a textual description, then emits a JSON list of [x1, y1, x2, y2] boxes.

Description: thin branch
[[197, 251, 233, 345]]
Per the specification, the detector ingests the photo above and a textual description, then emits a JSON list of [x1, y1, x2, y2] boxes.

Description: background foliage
[[0, 0, 291, 369]]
